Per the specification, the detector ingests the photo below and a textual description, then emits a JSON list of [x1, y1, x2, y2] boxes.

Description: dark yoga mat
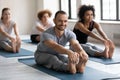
[[18, 57, 116, 80], [0, 48, 34, 58]]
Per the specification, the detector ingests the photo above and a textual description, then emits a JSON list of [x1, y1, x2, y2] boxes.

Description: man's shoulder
[[65, 29, 74, 34]]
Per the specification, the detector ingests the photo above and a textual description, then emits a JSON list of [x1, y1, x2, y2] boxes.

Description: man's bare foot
[[69, 62, 76, 74], [76, 61, 86, 73]]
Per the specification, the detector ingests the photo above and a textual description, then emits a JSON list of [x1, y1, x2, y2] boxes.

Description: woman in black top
[[73, 5, 115, 58]]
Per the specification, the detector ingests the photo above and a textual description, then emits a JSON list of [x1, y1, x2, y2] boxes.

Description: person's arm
[[0, 26, 14, 41], [44, 39, 73, 55], [69, 39, 88, 59], [13, 23, 19, 37], [13, 23, 21, 40], [76, 22, 105, 43], [94, 22, 108, 40], [43, 39, 78, 63], [36, 25, 45, 32]]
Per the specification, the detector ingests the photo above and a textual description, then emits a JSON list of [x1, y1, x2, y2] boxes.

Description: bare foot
[[108, 40, 115, 58], [12, 41, 16, 53], [16, 40, 21, 53], [76, 62, 86, 73], [103, 44, 109, 58], [69, 62, 76, 74], [76, 58, 86, 73]]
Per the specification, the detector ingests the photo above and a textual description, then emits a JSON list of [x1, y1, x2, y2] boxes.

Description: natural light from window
[[102, 0, 116, 20]]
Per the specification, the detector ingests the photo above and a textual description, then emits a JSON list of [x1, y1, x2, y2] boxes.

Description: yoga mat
[[102, 77, 120, 80], [22, 39, 38, 45], [89, 50, 120, 65], [22, 39, 70, 46], [18, 57, 116, 80], [0, 48, 34, 58]]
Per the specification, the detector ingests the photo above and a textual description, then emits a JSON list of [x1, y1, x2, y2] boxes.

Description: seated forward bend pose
[[31, 9, 54, 43], [73, 5, 115, 59], [34, 11, 88, 74], [0, 8, 21, 53]]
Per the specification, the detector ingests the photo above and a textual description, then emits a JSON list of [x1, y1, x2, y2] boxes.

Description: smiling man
[[34, 10, 88, 74]]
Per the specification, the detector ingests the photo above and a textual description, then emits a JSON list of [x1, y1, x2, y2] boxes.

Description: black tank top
[[73, 21, 94, 44]]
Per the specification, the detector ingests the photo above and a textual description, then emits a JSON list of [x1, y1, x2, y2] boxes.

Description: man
[[34, 11, 88, 74]]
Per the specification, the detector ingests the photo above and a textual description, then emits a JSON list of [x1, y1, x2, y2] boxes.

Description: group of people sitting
[[0, 5, 115, 74]]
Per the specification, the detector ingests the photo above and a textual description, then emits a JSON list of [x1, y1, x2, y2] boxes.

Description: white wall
[[0, 0, 37, 34], [0, 0, 120, 45], [36, 0, 59, 20]]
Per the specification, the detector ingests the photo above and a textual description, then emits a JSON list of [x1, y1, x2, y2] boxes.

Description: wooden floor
[[0, 35, 120, 80]]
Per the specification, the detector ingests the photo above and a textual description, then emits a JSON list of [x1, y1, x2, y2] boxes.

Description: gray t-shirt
[[36, 27, 76, 55]]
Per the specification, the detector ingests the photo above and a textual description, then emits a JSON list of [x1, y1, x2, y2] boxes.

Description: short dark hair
[[54, 10, 67, 19], [78, 5, 95, 21]]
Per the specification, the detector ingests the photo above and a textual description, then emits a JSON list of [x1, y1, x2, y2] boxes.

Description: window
[[101, 0, 119, 21], [60, 0, 120, 21], [81, 0, 100, 21], [60, 0, 77, 19]]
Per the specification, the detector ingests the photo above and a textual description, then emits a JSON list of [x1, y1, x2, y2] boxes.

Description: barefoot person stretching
[[34, 11, 88, 74], [73, 5, 115, 58], [0, 8, 21, 53]]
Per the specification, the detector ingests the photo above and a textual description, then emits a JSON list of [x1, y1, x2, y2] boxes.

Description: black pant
[[30, 34, 40, 43]]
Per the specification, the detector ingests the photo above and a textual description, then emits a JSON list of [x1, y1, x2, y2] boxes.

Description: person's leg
[[16, 38, 21, 53], [57, 54, 78, 74], [94, 45, 109, 58], [0, 41, 14, 52], [108, 40, 115, 58], [30, 34, 40, 43], [34, 50, 69, 72], [81, 43, 109, 58], [11, 39, 17, 53]]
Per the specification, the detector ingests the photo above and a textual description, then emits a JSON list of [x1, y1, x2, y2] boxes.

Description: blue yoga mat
[[22, 40, 120, 65], [89, 48, 120, 65], [0, 48, 34, 58], [18, 57, 116, 80]]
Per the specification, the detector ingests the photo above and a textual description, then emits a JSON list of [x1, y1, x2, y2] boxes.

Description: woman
[[31, 9, 54, 43], [73, 5, 115, 59], [0, 8, 21, 53]]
